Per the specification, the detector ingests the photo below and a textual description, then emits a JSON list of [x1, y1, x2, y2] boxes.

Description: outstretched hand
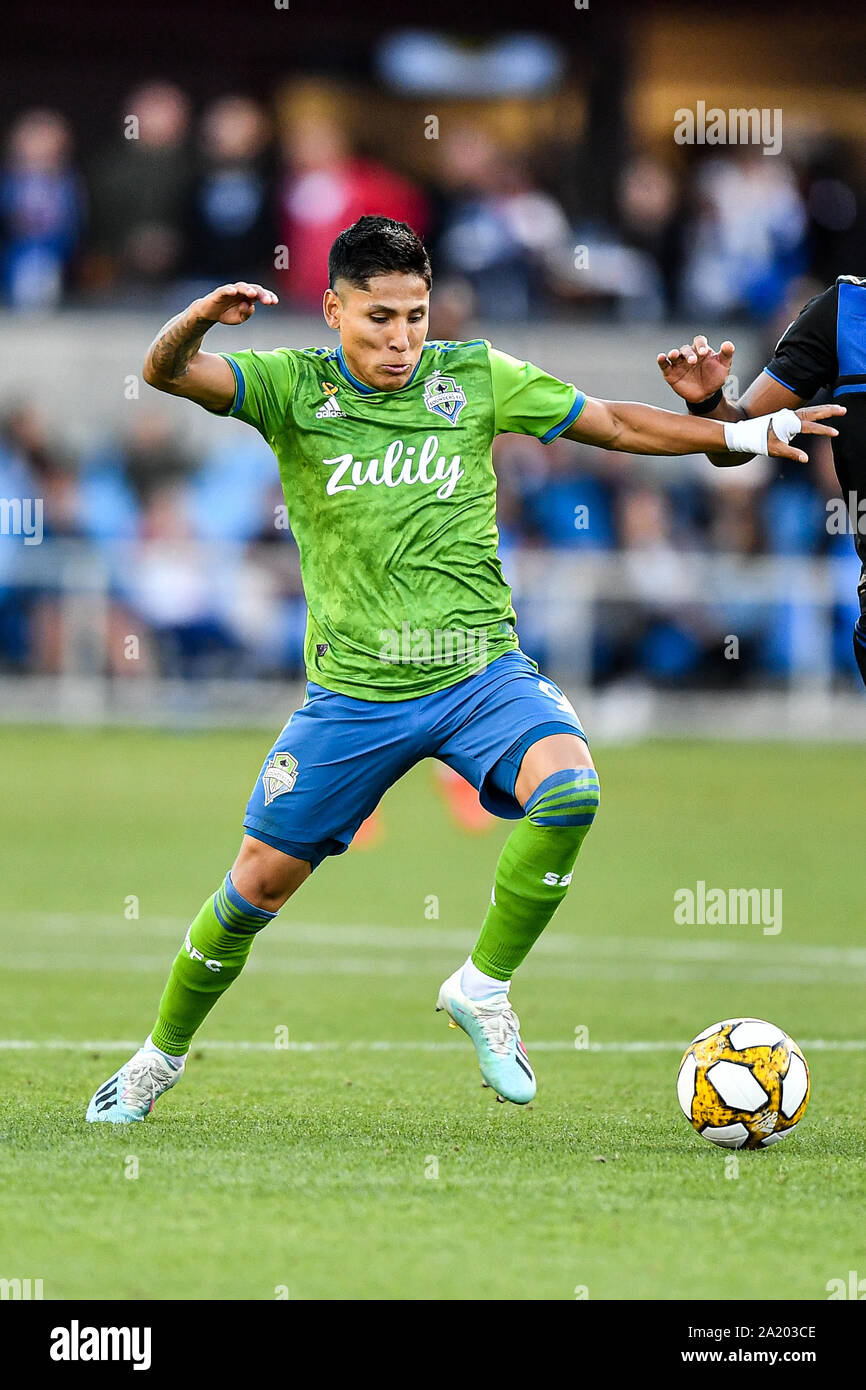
[[198, 282, 279, 326], [767, 404, 845, 464], [657, 336, 735, 403]]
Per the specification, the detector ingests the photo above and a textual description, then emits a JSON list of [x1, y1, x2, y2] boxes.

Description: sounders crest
[[423, 372, 467, 424], [262, 752, 299, 805]]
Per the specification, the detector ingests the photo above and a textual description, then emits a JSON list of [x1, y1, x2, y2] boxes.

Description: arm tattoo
[[146, 306, 213, 384]]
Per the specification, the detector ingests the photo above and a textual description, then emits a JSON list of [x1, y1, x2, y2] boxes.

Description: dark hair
[[328, 215, 432, 292]]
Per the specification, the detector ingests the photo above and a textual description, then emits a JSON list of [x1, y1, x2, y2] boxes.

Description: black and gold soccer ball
[[677, 1017, 810, 1149]]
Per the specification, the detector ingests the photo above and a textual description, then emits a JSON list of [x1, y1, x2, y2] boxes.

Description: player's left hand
[[767, 404, 846, 463], [657, 336, 734, 402]]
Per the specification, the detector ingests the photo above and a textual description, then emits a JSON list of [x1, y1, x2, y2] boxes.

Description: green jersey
[[220, 338, 586, 700]]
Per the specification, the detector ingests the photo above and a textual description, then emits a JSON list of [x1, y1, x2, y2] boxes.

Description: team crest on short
[[423, 372, 467, 424], [263, 752, 299, 805]]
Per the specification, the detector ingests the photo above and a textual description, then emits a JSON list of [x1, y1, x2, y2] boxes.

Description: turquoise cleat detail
[[436, 968, 536, 1104], [85, 1043, 185, 1123]]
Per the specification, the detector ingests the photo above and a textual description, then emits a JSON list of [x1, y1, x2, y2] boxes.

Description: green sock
[[150, 874, 277, 1055], [472, 767, 600, 980]]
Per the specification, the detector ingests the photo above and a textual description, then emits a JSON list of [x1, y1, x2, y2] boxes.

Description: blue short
[[243, 650, 587, 870]]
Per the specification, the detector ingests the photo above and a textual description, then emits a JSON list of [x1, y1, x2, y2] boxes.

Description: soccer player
[[86, 216, 841, 1122], [657, 276, 864, 682]]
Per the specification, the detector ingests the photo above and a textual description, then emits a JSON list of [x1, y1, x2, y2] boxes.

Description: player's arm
[[486, 341, 840, 466], [657, 288, 838, 465], [562, 395, 843, 465], [142, 282, 279, 411], [654, 336, 806, 466]]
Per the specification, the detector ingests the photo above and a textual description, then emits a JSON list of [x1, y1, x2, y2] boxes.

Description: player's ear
[[322, 287, 341, 331]]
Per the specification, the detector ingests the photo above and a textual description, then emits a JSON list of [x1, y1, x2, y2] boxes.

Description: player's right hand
[[197, 282, 279, 326], [767, 404, 845, 464], [657, 336, 734, 403]]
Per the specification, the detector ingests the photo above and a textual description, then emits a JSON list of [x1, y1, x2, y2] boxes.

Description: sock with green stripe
[[150, 873, 277, 1055], [469, 766, 600, 983]]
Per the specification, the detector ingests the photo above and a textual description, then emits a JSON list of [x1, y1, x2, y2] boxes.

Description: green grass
[[1, 729, 865, 1300]]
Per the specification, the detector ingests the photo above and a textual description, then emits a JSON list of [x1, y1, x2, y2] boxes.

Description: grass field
[[1, 727, 865, 1301]]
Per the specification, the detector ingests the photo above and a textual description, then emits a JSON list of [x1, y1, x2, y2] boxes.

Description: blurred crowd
[[2, 60, 864, 691], [2, 75, 866, 321], [0, 375, 860, 689]]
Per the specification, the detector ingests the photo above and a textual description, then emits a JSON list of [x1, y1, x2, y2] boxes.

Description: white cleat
[[85, 1041, 185, 1123], [436, 968, 536, 1104]]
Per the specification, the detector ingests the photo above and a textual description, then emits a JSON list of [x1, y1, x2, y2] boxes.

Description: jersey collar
[[334, 344, 425, 395]]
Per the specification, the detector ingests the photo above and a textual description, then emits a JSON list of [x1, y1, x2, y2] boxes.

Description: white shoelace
[[121, 1055, 177, 1110], [473, 1000, 521, 1057]]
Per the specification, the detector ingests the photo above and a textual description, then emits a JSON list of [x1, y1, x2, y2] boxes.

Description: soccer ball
[[677, 1017, 810, 1149]]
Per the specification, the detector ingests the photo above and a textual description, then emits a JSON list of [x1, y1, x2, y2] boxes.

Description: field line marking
[[0, 1038, 864, 1053], [5, 913, 866, 970]]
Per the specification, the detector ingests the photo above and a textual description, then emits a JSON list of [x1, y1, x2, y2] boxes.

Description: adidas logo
[[315, 396, 346, 420], [95, 1076, 119, 1112]]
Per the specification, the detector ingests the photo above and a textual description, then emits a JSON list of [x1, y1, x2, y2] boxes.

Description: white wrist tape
[[723, 409, 802, 454]]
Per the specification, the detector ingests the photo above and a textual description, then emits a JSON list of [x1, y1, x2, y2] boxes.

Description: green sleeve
[[219, 348, 298, 440], [486, 343, 587, 443]]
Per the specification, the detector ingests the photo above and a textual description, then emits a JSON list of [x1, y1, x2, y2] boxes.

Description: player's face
[[324, 273, 429, 391]]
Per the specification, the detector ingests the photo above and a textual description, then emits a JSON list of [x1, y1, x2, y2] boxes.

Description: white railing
[[1, 540, 864, 738]]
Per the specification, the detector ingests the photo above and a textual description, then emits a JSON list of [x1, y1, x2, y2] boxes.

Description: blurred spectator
[[191, 432, 277, 544], [707, 482, 766, 556], [0, 387, 859, 687], [617, 156, 685, 317], [0, 71, 854, 325], [758, 274, 826, 371], [680, 150, 808, 320], [0, 411, 42, 668], [1, 406, 77, 536], [494, 432, 557, 548], [603, 487, 707, 683], [802, 140, 866, 289], [434, 126, 571, 319], [275, 86, 429, 307], [86, 82, 192, 295], [0, 407, 83, 676], [0, 110, 84, 309], [1, 47, 865, 690], [187, 96, 276, 285], [762, 475, 828, 556], [525, 438, 616, 550], [103, 412, 193, 510], [121, 484, 242, 678], [77, 443, 141, 545], [426, 274, 476, 341]]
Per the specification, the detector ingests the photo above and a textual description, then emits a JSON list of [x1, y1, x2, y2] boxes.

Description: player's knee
[[231, 836, 310, 912], [525, 766, 600, 832]]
